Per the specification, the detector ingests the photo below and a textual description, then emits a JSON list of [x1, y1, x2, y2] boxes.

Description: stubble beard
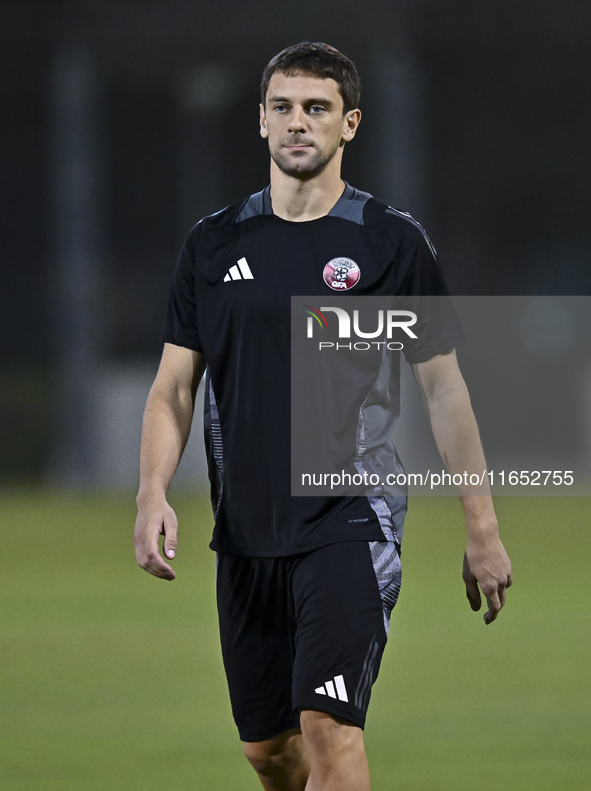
[[270, 140, 341, 180]]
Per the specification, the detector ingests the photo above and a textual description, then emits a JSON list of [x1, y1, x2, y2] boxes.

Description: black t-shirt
[[162, 183, 464, 557]]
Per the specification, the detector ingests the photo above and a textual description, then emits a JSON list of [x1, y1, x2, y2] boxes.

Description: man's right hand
[[134, 496, 179, 580]]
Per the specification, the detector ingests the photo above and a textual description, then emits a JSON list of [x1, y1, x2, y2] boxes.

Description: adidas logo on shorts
[[314, 674, 348, 702], [223, 257, 254, 282]]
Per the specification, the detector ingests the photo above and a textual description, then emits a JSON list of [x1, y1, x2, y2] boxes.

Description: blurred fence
[[2, 1, 590, 487]]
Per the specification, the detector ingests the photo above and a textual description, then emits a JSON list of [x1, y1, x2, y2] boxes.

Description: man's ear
[[259, 103, 269, 139], [342, 108, 361, 143]]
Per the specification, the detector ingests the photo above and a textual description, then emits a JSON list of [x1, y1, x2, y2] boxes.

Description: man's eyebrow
[[305, 98, 334, 107], [268, 95, 334, 106]]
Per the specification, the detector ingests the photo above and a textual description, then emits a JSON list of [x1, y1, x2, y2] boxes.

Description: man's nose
[[287, 106, 307, 133]]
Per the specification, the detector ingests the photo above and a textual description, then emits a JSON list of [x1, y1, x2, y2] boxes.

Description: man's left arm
[[412, 349, 513, 624]]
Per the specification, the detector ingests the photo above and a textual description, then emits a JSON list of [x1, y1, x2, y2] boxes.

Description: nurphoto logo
[[302, 305, 418, 351]]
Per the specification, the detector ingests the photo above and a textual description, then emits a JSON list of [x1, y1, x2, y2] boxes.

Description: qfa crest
[[323, 257, 361, 291]]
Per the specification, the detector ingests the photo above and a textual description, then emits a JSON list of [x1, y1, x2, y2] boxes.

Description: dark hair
[[261, 42, 360, 115]]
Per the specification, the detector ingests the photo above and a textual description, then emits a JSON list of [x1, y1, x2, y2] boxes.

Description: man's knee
[[243, 729, 303, 776], [300, 709, 364, 759]]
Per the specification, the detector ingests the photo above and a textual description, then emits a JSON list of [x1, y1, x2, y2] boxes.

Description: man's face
[[260, 71, 359, 179]]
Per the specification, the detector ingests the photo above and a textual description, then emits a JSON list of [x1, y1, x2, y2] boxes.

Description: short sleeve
[[392, 223, 465, 363], [161, 230, 203, 353]]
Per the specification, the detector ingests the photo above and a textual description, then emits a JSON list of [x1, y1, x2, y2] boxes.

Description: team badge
[[323, 257, 360, 291]]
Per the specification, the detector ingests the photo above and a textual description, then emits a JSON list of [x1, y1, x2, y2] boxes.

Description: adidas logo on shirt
[[223, 257, 254, 282], [314, 674, 348, 702]]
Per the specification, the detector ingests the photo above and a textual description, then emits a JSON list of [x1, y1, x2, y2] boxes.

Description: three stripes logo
[[314, 637, 380, 711], [315, 674, 348, 703], [223, 257, 254, 282], [354, 636, 380, 711]]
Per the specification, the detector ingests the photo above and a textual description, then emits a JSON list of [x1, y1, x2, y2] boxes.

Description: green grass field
[[1, 492, 590, 790]]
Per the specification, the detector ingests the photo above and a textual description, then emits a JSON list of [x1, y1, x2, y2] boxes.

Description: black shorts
[[216, 540, 402, 742]]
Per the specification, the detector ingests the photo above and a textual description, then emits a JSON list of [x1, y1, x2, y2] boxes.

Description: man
[[134, 42, 512, 791]]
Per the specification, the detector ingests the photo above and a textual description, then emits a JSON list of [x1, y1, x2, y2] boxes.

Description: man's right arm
[[134, 343, 206, 580]]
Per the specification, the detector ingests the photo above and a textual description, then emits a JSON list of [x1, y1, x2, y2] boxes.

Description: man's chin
[[272, 153, 326, 179]]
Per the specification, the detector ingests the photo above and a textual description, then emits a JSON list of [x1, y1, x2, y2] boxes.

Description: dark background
[[2, 0, 590, 484]]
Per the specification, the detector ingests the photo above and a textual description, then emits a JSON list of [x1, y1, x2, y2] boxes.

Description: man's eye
[[309, 106, 326, 114], [274, 105, 288, 112]]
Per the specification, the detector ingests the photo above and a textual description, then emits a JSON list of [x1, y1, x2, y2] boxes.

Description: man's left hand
[[462, 538, 513, 625]]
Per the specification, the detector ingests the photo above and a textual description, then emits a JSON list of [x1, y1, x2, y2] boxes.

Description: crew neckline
[[266, 182, 357, 224]]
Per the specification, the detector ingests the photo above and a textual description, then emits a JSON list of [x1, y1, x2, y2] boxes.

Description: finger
[[163, 516, 178, 560], [484, 590, 502, 625], [462, 553, 481, 611], [149, 560, 176, 580], [143, 548, 176, 579], [465, 578, 481, 611]]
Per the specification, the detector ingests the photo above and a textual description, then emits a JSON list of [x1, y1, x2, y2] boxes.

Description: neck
[[269, 156, 345, 222]]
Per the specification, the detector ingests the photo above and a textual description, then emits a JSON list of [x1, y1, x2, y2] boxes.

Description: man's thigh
[[291, 541, 401, 729], [216, 553, 300, 742]]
